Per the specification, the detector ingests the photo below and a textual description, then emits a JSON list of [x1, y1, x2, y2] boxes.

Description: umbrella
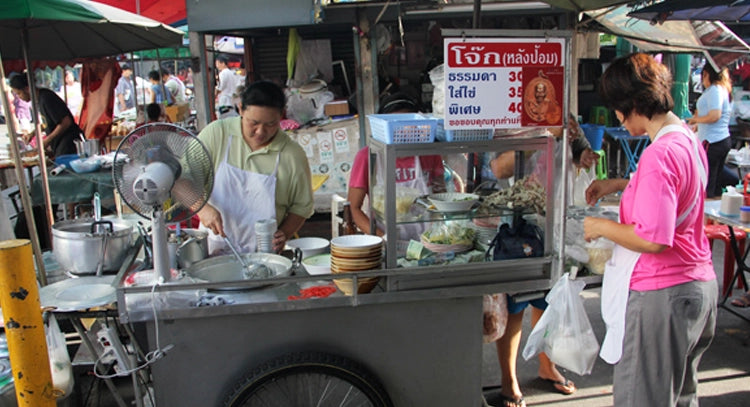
[[0, 0, 183, 285], [628, 0, 750, 24]]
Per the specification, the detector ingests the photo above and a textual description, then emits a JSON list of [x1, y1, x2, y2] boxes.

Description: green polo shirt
[[197, 116, 314, 222]]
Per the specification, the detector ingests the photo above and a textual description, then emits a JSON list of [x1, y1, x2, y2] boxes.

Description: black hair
[[9, 73, 28, 90], [216, 54, 229, 64], [159, 68, 172, 77], [146, 103, 161, 121], [240, 81, 285, 112], [599, 53, 673, 120], [378, 92, 419, 114], [121, 63, 132, 71], [148, 70, 160, 81]]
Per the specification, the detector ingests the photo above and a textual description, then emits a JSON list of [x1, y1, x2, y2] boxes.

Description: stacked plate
[[330, 235, 383, 295]]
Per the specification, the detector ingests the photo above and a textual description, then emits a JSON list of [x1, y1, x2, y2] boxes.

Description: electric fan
[[113, 123, 214, 282]]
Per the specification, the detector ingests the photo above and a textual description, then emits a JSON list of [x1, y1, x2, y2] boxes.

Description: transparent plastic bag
[[522, 272, 599, 375], [46, 314, 73, 399], [584, 237, 614, 275], [483, 293, 508, 343], [572, 167, 596, 206], [428, 64, 444, 117]]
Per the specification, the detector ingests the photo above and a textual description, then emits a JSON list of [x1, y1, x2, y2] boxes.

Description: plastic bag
[[584, 237, 614, 275], [483, 293, 508, 343], [429, 64, 444, 117], [521, 272, 599, 376], [572, 167, 596, 207], [46, 314, 73, 399]]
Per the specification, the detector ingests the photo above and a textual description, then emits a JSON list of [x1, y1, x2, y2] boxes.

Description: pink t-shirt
[[620, 128, 715, 291], [348, 146, 444, 191]]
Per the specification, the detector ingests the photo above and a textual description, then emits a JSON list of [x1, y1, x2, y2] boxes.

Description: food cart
[[102, 29, 599, 406]]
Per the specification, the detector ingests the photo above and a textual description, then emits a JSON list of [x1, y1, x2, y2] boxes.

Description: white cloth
[[202, 134, 280, 255], [599, 124, 706, 364]]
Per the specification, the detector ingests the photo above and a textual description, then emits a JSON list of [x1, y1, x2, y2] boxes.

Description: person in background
[[9, 73, 80, 158], [114, 63, 135, 116], [160, 68, 187, 104], [197, 81, 313, 255], [347, 92, 445, 237], [584, 53, 716, 407], [147, 70, 174, 105], [215, 54, 243, 118], [688, 64, 733, 198], [58, 70, 82, 122]]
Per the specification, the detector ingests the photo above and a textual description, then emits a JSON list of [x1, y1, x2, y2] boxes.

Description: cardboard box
[[165, 103, 190, 123], [324, 100, 350, 117]]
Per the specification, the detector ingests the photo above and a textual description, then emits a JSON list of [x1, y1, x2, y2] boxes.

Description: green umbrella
[[0, 0, 184, 286]]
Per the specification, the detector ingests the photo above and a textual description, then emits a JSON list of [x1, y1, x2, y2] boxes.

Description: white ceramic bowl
[[428, 193, 479, 212], [330, 235, 383, 250], [302, 254, 332, 275], [286, 237, 330, 259]]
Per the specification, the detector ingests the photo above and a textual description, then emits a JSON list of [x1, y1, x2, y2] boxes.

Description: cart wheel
[[223, 351, 393, 407]]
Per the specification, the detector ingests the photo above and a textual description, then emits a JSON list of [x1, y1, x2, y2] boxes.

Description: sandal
[[498, 393, 526, 407], [731, 292, 750, 308], [540, 377, 576, 395]]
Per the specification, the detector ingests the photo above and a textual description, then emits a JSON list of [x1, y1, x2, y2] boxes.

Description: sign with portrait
[[443, 37, 565, 130]]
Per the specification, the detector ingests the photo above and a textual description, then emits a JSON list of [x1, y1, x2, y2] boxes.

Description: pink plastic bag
[[483, 293, 508, 343]]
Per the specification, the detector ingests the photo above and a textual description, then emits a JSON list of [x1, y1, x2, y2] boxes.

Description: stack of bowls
[[330, 235, 383, 295]]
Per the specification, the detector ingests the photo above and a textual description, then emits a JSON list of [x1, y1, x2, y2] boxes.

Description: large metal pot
[[52, 218, 133, 275], [184, 252, 297, 291], [173, 229, 208, 269]]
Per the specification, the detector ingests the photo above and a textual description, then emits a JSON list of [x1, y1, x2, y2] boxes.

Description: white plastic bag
[[482, 293, 508, 343], [46, 314, 73, 399], [521, 272, 599, 375], [572, 167, 596, 206]]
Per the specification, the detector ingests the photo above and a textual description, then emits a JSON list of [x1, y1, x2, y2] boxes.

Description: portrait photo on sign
[[522, 67, 564, 126]]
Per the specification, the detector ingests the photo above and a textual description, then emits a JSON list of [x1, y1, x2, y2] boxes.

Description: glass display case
[[368, 134, 561, 287]]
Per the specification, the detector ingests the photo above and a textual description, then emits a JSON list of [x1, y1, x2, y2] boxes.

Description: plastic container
[[255, 219, 277, 253], [580, 123, 605, 151], [741, 206, 750, 223], [367, 113, 437, 144], [435, 119, 493, 142]]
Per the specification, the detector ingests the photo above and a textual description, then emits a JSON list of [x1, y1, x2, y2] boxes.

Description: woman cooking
[[583, 53, 717, 407]]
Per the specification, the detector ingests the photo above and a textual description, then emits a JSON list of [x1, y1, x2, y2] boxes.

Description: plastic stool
[[704, 223, 746, 296], [589, 106, 611, 127], [594, 149, 607, 180]]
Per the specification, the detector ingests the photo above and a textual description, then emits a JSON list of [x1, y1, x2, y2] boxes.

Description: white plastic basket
[[435, 119, 493, 142], [367, 113, 437, 144]]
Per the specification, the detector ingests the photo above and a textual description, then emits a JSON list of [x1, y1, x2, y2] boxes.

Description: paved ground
[[481, 241, 750, 407]]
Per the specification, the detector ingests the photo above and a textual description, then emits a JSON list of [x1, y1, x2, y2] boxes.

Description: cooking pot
[[52, 218, 134, 275], [184, 251, 299, 291], [74, 139, 100, 158], [173, 229, 209, 269]]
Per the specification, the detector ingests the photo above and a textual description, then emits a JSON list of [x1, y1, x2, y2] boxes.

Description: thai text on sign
[[444, 38, 566, 130]]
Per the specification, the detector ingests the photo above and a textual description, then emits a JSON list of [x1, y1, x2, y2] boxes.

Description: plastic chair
[[704, 223, 746, 296], [589, 106, 611, 127], [594, 149, 607, 180]]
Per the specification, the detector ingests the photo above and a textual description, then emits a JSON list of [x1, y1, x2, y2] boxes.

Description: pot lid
[[299, 79, 327, 94]]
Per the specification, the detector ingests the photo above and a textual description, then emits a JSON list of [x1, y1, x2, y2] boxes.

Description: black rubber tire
[[223, 351, 393, 407]]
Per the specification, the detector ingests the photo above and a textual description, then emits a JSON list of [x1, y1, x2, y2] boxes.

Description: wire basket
[[367, 113, 437, 144], [435, 119, 494, 142]]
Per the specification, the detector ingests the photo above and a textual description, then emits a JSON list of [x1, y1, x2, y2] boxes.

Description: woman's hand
[[198, 204, 224, 236], [585, 179, 627, 206], [583, 216, 608, 242]]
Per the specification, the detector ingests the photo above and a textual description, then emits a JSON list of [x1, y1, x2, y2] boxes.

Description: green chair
[[589, 106, 611, 127]]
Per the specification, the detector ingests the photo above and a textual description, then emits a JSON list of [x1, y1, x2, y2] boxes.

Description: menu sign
[[444, 38, 565, 130]]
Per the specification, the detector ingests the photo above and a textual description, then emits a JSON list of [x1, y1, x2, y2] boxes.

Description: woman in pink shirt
[[584, 53, 717, 407]]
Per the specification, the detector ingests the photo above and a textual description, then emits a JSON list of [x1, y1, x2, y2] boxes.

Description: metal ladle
[[223, 237, 265, 279]]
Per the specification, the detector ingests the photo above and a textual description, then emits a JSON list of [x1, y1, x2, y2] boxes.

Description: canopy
[[92, 0, 187, 26], [0, 0, 184, 62], [585, 5, 750, 68], [628, 0, 750, 24]]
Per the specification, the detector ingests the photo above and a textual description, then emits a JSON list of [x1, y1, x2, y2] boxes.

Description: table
[[30, 168, 114, 208], [605, 127, 650, 178], [704, 200, 750, 322]]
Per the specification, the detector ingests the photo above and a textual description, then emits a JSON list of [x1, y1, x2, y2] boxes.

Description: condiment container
[[741, 206, 750, 223], [720, 188, 743, 217]]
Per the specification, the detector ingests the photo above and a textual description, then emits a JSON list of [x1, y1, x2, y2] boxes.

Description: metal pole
[[0, 44, 47, 286], [21, 25, 56, 243], [473, 0, 482, 29], [0, 240, 55, 406]]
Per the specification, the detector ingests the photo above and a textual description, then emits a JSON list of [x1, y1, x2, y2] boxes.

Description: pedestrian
[[584, 53, 717, 407]]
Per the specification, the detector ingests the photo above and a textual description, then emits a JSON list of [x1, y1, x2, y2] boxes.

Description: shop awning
[[584, 5, 750, 68]]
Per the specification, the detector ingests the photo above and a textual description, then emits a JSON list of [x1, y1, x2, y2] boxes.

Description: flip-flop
[[498, 393, 526, 407], [540, 377, 576, 395], [730, 292, 750, 308]]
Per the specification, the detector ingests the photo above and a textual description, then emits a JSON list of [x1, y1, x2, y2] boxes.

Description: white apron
[[600, 124, 706, 364], [201, 134, 280, 255]]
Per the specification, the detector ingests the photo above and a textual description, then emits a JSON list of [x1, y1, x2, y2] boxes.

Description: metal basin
[[184, 253, 294, 290], [52, 218, 133, 275]]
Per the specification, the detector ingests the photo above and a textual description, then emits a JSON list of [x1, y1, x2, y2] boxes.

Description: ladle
[[223, 237, 266, 279]]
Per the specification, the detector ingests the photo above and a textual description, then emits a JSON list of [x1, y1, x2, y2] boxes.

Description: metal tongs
[[223, 236, 264, 278]]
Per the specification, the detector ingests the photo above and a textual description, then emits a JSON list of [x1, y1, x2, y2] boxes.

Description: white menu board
[[444, 37, 566, 130]]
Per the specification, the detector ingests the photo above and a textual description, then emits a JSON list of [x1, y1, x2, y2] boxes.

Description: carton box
[[324, 100, 350, 117]]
